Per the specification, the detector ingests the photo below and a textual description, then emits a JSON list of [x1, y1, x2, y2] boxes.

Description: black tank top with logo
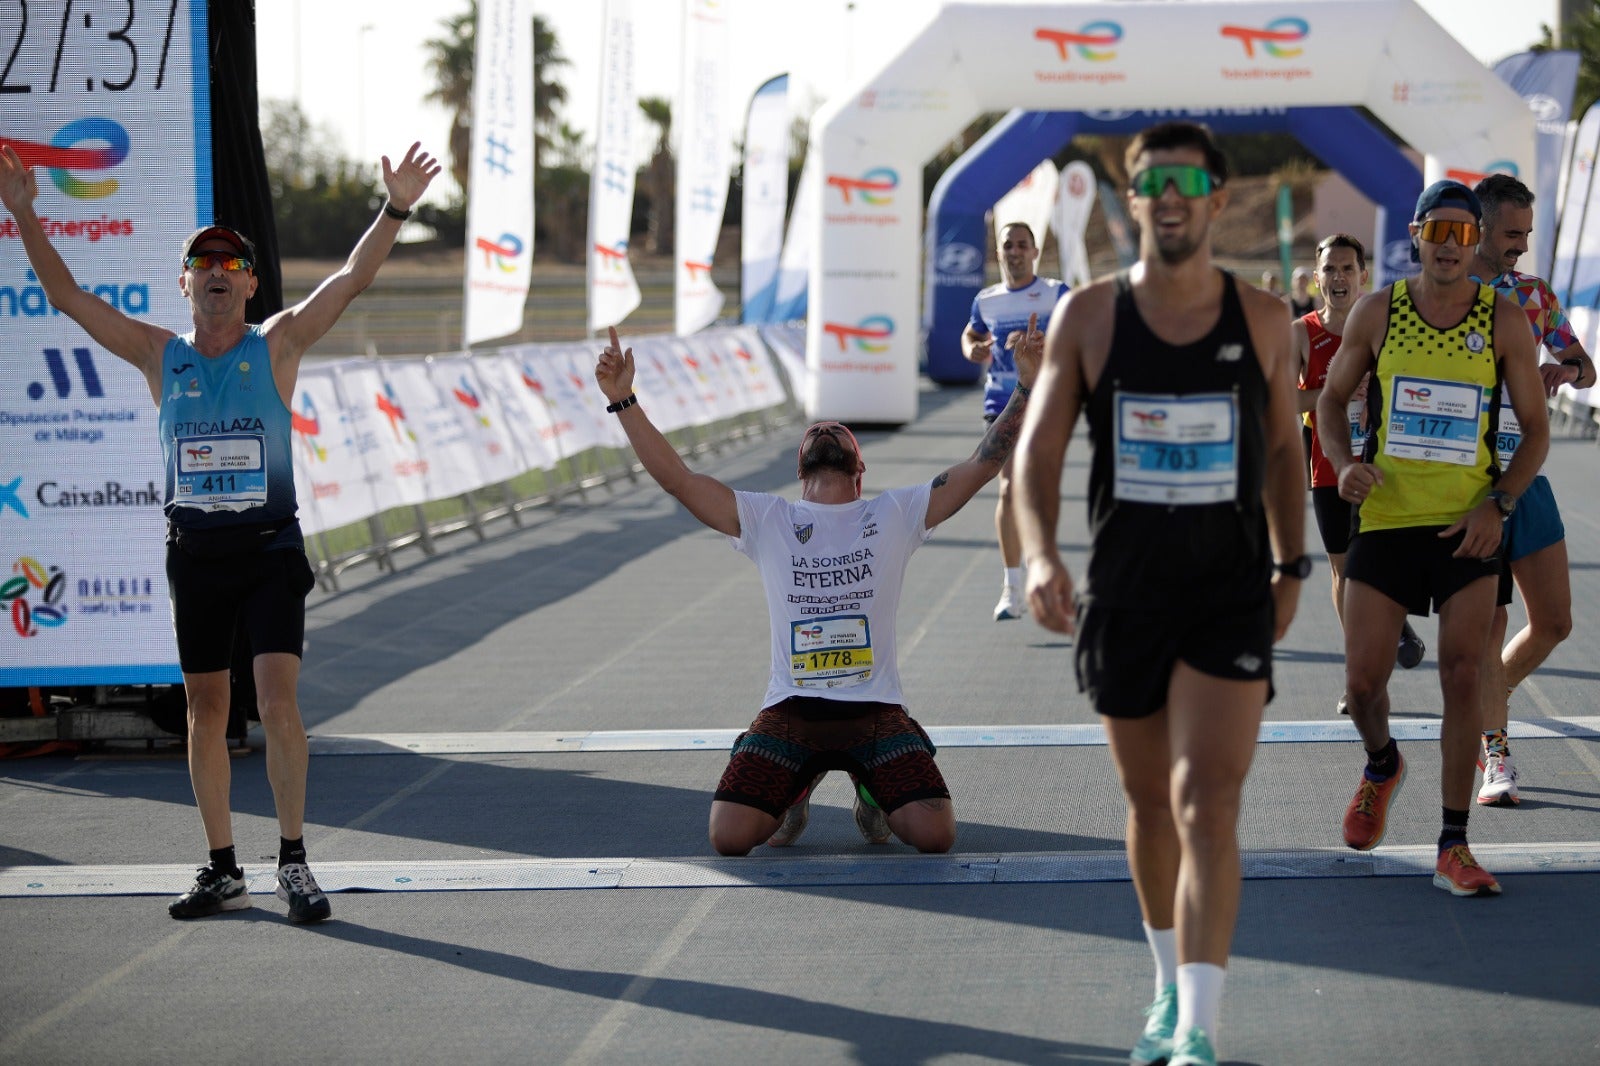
[[1081, 269, 1270, 609]]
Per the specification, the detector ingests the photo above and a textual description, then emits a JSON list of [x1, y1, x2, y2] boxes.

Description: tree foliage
[[261, 101, 385, 258]]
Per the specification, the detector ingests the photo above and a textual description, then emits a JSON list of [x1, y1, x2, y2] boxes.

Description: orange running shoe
[[1342, 752, 1406, 851], [1434, 843, 1502, 896]]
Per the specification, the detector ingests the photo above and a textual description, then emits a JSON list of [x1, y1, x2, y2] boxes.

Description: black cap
[[181, 225, 257, 265], [1413, 180, 1481, 222]]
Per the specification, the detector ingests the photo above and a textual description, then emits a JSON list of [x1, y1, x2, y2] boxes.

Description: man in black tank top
[[1015, 122, 1307, 1066]]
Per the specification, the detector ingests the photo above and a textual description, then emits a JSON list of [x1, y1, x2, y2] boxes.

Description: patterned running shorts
[[713, 697, 950, 817]]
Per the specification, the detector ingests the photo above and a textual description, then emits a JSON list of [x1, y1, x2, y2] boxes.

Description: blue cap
[[1413, 180, 1481, 222]]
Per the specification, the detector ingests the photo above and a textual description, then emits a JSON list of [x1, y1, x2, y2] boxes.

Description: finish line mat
[[4, 843, 1599, 898], [303, 716, 1600, 756]]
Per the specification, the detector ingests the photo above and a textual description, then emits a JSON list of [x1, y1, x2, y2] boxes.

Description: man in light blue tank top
[[0, 140, 440, 924]]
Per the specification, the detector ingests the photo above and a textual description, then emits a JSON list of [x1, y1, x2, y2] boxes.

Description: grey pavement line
[[301, 716, 1600, 756], [4, 843, 1597, 899]]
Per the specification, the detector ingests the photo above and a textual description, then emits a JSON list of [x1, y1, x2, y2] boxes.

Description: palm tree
[[639, 95, 674, 254]]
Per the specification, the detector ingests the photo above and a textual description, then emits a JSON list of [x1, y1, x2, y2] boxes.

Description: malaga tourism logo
[[2, 555, 67, 638]]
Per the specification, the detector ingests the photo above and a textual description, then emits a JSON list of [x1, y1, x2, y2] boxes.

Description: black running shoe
[[168, 865, 251, 920], [1397, 621, 1425, 669], [276, 862, 332, 923]]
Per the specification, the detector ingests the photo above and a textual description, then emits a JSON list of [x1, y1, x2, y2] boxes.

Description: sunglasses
[[183, 252, 252, 272], [1128, 165, 1219, 199], [1415, 219, 1480, 247]]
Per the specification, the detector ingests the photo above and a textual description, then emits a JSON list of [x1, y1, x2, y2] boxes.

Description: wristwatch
[[1273, 555, 1312, 580], [1487, 489, 1516, 517]]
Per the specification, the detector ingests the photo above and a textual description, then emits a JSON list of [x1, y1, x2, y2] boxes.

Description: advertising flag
[[463, 0, 535, 346], [1053, 161, 1097, 288], [587, 0, 642, 333], [772, 153, 819, 322], [674, 0, 734, 336], [1553, 103, 1600, 357], [741, 75, 790, 325], [1493, 50, 1580, 278], [993, 160, 1058, 264]]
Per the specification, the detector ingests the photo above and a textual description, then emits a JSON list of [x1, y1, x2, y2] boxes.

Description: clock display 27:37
[[1, 1, 183, 94]]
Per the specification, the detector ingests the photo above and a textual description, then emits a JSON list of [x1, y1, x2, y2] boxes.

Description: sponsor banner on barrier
[[469, 353, 559, 474], [632, 337, 708, 433], [671, 336, 742, 422], [0, 1, 208, 685], [336, 362, 430, 509], [426, 355, 516, 491], [291, 366, 379, 535]]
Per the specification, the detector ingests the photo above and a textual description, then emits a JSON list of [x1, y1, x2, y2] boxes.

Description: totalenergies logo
[[1035, 21, 1122, 61], [682, 259, 713, 282], [1130, 409, 1168, 428], [826, 168, 898, 206], [376, 381, 415, 442], [453, 376, 491, 427], [1220, 17, 1309, 58], [1445, 160, 1518, 187], [594, 240, 630, 271], [474, 232, 524, 273], [4, 118, 131, 199], [291, 391, 327, 462], [822, 316, 894, 353], [1402, 386, 1433, 404], [2, 556, 67, 638]]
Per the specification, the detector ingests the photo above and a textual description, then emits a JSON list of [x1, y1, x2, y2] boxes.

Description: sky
[[253, 0, 1563, 208]]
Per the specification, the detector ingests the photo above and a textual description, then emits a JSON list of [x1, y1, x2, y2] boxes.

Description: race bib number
[[174, 433, 267, 512], [1494, 387, 1521, 468], [1348, 398, 1368, 451], [1113, 391, 1239, 505], [789, 615, 873, 690], [1382, 376, 1485, 466]]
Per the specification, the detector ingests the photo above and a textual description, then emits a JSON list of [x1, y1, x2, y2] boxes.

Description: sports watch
[[1487, 490, 1516, 517], [1273, 555, 1312, 580]]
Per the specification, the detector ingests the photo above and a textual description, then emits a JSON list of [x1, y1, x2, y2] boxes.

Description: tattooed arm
[[924, 312, 1040, 530]]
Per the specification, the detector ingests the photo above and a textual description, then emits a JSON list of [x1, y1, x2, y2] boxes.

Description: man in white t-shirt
[[595, 323, 1041, 855]]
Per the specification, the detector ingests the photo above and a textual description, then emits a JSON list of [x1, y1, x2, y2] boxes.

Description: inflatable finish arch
[[806, 0, 1534, 422], [922, 106, 1424, 384]]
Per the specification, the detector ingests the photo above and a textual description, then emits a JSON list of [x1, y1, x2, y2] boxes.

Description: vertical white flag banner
[[1054, 160, 1097, 289], [588, 0, 642, 333], [674, 0, 734, 336], [772, 153, 819, 322], [1553, 103, 1600, 357], [741, 75, 790, 325], [993, 160, 1058, 266], [464, 0, 535, 346]]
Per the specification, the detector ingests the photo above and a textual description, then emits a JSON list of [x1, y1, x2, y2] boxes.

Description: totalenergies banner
[[291, 328, 790, 537], [0, 1, 209, 686], [806, 0, 1534, 422]]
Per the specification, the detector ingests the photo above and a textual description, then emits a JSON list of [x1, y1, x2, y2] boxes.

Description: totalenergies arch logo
[[822, 316, 894, 353], [1445, 160, 1518, 187], [474, 232, 524, 273], [1220, 17, 1309, 58], [1035, 21, 1123, 61], [825, 168, 898, 206], [6, 118, 131, 199]]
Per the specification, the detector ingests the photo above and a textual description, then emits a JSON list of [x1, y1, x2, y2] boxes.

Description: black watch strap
[[1273, 555, 1312, 579]]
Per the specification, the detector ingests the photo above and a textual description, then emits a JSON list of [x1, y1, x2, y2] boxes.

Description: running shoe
[[1130, 983, 1177, 1065], [1477, 751, 1521, 807], [853, 781, 892, 844], [994, 584, 1026, 621], [1396, 621, 1425, 669], [1434, 843, 1502, 897], [1169, 1027, 1218, 1066], [275, 862, 332, 923], [168, 865, 250, 920], [767, 779, 817, 847], [1336, 694, 1349, 716], [1342, 753, 1406, 851]]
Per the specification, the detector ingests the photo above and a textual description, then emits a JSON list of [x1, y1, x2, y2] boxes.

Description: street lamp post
[[357, 23, 375, 165]]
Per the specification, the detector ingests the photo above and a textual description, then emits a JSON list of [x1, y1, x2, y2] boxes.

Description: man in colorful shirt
[[1468, 174, 1597, 806]]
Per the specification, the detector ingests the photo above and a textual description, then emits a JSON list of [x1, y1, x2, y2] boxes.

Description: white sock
[[1176, 962, 1226, 1040], [1004, 566, 1023, 588], [1143, 923, 1177, 994]]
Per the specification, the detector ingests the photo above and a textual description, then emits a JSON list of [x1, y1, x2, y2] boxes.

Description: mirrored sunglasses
[[183, 252, 252, 272], [1415, 218, 1480, 247], [1128, 165, 1218, 199]]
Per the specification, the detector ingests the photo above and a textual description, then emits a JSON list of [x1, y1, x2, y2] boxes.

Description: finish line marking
[[3, 843, 1598, 899], [305, 716, 1600, 757]]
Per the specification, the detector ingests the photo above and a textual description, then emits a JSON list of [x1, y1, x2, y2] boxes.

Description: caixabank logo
[[1033, 22, 1127, 85], [1218, 17, 1314, 84]]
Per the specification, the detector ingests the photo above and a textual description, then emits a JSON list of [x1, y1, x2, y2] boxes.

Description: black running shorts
[[166, 545, 316, 674], [1344, 525, 1500, 618]]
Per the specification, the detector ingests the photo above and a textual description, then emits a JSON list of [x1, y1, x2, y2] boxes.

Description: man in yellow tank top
[[1316, 180, 1548, 898]]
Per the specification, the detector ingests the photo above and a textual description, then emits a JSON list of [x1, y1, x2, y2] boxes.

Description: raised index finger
[[607, 326, 621, 351], [1028, 311, 1039, 333]]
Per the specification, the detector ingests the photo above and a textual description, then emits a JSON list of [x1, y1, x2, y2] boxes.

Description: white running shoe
[[1477, 751, 1520, 807], [993, 584, 1026, 621]]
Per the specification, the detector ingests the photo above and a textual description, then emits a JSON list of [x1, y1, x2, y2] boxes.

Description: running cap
[[182, 225, 257, 264], [1412, 180, 1481, 222]]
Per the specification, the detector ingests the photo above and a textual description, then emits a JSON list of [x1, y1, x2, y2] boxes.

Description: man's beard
[[800, 433, 857, 478]]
